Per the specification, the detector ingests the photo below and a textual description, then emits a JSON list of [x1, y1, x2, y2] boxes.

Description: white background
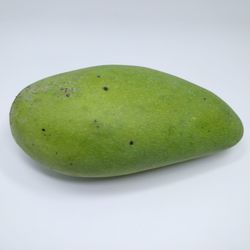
[[0, 0, 249, 249]]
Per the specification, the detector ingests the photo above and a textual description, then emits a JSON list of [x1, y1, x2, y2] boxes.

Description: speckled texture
[[9, 65, 244, 177]]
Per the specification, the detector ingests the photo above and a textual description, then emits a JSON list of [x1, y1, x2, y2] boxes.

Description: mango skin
[[10, 65, 243, 177]]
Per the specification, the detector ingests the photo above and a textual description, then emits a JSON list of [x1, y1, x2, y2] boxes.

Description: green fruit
[[10, 65, 243, 177]]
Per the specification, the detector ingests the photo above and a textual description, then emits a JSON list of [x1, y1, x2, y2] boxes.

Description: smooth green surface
[[10, 65, 244, 177]]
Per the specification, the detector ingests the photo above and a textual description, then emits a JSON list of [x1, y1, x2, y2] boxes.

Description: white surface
[[0, 0, 250, 249]]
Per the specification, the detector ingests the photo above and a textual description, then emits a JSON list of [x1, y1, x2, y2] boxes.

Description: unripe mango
[[10, 65, 243, 177]]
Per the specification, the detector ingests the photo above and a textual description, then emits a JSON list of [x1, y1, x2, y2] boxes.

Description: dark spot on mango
[[129, 140, 134, 145], [103, 86, 109, 91]]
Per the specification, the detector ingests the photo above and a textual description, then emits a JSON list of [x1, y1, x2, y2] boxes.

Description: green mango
[[10, 65, 243, 177]]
